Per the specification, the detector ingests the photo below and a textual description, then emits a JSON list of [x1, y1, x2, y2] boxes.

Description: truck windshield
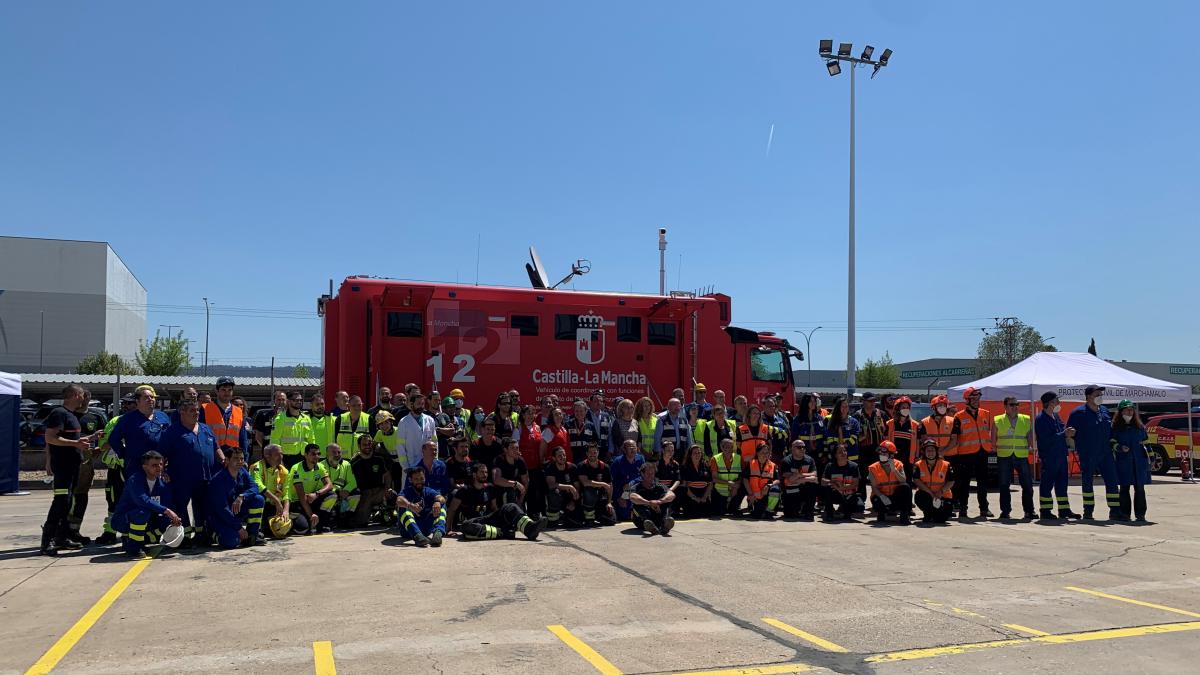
[[750, 348, 787, 382]]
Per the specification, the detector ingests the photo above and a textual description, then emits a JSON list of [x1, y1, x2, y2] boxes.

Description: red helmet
[[931, 394, 950, 407], [894, 396, 912, 408], [963, 386, 982, 400], [878, 440, 897, 455]]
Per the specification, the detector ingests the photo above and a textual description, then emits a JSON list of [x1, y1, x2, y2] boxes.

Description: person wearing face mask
[[919, 395, 958, 465], [1110, 400, 1150, 522], [912, 439, 955, 523], [1067, 385, 1121, 520], [886, 396, 921, 478], [1034, 392, 1081, 520], [991, 397, 1034, 520], [448, 389, 474, 440], [868, 441, 912, 524]]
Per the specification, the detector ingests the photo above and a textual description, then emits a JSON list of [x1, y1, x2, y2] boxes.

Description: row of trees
[[76, 331, 312, 377]]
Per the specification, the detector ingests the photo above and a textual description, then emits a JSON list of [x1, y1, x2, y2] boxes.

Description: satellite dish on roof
[[526, 247, 550, 289]]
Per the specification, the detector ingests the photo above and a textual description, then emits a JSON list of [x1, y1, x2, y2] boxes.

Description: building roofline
[[0, 236, 146, 292]]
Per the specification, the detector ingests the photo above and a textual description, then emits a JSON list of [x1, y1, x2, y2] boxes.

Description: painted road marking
[[25, 557, 154, 675], [313, 641, 336, 674], [761, 618, 849, 652], [1064, 586, 1200, 618], [669, 663, 812, 675], [1004, 624, 1051, 636], [866, 621, 1200, 663], [548, 625, 623, 675]]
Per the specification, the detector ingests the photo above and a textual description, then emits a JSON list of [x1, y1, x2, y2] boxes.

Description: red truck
[[320, 277, 799, 411]]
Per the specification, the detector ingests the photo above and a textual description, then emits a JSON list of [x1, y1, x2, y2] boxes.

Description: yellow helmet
[[268, 515, 292, 539]]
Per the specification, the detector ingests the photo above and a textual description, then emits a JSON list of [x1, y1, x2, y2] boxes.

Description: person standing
[[1067, 385, 1121, 520], [271, 391, 314, 468], [40, 385, 96, 555], [201, 377, 246, 466], [919, 395, 958, 461], [607, 399, 639, 459], [761, 396, 791, 462], [254, 391, 287, 457], [633, 397, 661, 463], [951, 387, 995, 519], [108, 385, 172, 481], [886, 396, 921, 478], [398, 393, 437, 471], [66, 390, 106, 545], [655, 398, 692, 463], [333, 396, 372, 461], [308, 393, 335, 454], [94, 394, 136, 546], [161, 400, 220, 547], [991, 397, 1035, 520], [1111, 400, 1150, 522], [685, 383, 713, 421], [825, 397, 863, 505], [367, 386, 397, 436], [790, 394, 827, 473], [853, 392, 888, 483], [780, 440, 818, 520], [586, 390, 614, 452], [433, 397, 459, 458], [695, 405, 738, 457], [1035, 392, 1081, 520], [912, 439, 955, 524], [565, 399, 598, 464]]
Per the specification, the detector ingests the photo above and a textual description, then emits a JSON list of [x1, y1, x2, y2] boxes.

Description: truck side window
[[386, 311, 423, 338], [617, 317, 641, 343], [555, 314, 579, 340], [750, 348, 786, 382], [648, 322, 676, 346], [511, 315, 539, 337]]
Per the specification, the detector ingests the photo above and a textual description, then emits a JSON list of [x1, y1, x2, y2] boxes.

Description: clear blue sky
[[2, 1, 1197, 370]]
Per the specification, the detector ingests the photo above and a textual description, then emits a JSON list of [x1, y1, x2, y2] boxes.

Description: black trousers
[[949, 452, 990, 515], [580, 486, 614, 522], [632, 503, 671, 530], [676, 490, 710, 519], [711, 489, 744, 516], [525, 469, 546, 517], [461, 503, 532, 539], [822, 487, 862, 517], [1119, 484, 1147, 519], [781, 484, 818, 517], [914, 490, 954, 522], [44, 448, 81, 543], [870, 485, 913, 518]]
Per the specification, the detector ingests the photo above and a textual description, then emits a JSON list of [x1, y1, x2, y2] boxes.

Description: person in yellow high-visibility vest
[[991, 396, 1034, 520], [271, 392, 314, 468]]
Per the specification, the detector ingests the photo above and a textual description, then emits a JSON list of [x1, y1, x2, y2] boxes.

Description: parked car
[[1144, 413, 1198, 475]]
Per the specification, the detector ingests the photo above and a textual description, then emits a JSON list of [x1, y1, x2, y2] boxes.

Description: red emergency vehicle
[[320, 277, 798, 411]]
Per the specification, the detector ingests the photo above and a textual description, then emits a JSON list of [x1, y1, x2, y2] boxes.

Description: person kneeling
[[206, 448, 265, 548], [290, 443, 333, 534], [319, 443, 361, 528], [544, 447, 582, 527], [868, 441, 912, 525], [111, 451, 181, 558], [742, 443, 780, 520], [397, 465, 447, 547], [821, 445, 862, 521], [629, 463, 676, 535], [912, 439, 955, 524]]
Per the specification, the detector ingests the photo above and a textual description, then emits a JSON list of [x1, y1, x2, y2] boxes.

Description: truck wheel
[[1149, 446, 1170, 476]]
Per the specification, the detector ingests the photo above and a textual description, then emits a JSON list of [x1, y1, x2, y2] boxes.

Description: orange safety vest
[[887, 418, 921, 464], [869, 459, 904, 497], [915, 458, 953, 498], [921, 415, 956, 456], [827, 464, 857, 496], [202, 402, 244, 450], [738, 423, 771, 462], [747, 459, 776, 499], [953, 408, 993, 456]]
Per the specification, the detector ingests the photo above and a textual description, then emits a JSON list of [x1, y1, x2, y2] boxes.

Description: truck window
[[617, 317, 641, 343], [386, 311, 423, 338], [510, 314, 539, 336], [750, 348, 786, 382], [648, 322, 676, 346], [554, 314, 579, 340]]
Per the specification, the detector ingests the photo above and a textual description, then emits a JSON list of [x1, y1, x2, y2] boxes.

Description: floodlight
[[819, 39, 833, 56], [826, 60, 841, 76], [860, 45, 874, 60], [879, 48, 892, 66], [838, 42, 852, 57]]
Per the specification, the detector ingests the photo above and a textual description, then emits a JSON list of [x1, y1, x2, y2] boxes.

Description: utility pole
[[39, 310, 44, 371], [202, 297, 211, 376]]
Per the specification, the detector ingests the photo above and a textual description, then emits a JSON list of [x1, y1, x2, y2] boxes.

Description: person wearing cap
[[396, 464, 447, 547], [108, 385, 173, 481], [367, 386, 397, 437], [629, 462, 677, 535], [868, 441, 912, 524], [821, 444, 862, 521], [886, 396, 921, 479], [372, 409, 403, 472], [201, 376, 247, 465], [1110, 400, 1150, 522], [447, 388, 473, 438], [1067, 385, 1121, 520], [912, 439, 955, 523], [686, 383, 713, 421], [436, 396, 462, 456], [205, 447, 265, 549], [780, 440, 818, 520], [94, 393, 137, 546], [1034, 392, 1081, 520], [991, 396, 1035, 520], [271, 391, 314, 468], [160, 399, 221, 547], [112, 450, 181, 557], [951, 387, 995, 519]]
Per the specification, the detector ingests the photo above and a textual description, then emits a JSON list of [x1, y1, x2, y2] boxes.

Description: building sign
[[901, 367, 976, 379], [1169, 366, 1200, 376]]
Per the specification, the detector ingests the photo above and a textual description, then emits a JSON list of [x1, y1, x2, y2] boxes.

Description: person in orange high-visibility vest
[[741, 443, 779, 520], [868, 441, 912, 524], [919, 395, 958, 460], [886, 396, 922, 476], [912, 439, 955, 523], [951, 387, 995, 520], [202, 376, 248, 464]]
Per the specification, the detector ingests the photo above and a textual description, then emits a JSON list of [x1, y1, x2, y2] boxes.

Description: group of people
[[38, 378, 1153, 556]]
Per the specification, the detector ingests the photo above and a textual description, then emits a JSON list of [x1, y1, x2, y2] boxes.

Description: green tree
[[293, 364, 310, 378], [76, 350, 139, 375], [135, 330, 192, 376], [856, 352, 900, 388], [977, 319, 1056, 376]]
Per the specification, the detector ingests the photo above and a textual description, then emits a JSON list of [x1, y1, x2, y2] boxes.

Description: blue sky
[[2, 1, 1197, 370]]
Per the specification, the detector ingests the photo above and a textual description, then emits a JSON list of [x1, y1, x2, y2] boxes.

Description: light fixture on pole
[[817, 37, 893, 396], [796, 326, 823, 387]]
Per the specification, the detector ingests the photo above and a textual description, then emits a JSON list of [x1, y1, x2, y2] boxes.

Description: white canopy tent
[[0, 371, 21, 495]]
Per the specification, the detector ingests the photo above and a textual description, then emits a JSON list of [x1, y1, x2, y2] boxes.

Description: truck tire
[[1149, 446, 1170, 476]]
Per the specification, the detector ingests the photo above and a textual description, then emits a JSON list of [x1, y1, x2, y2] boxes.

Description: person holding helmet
[[1067, 385, 1120, 520], [160, 399, 220, 547], [886, 396, 921, 478], [741, 442, 780, 519], [952, 387, 995, 519], [868, 441, 912, 524], [396, 464, 447, 547], [206, 447, 264, 549], [111, 450, 180, 557], [991, 396, 1035, 520], [1111, 400, 1150, 522], [251, 444, 292, 540], [201, 376, 247, 466], [1034, 392, 1081, 520], [912, 439, 956, 523]]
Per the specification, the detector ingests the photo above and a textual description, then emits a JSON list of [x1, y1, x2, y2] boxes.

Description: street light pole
[[202, 297, 211, 376], [798, 326, 823, 387]]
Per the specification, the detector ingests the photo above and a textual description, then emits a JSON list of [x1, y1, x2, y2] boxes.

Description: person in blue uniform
[[1066, 385, 1120, 520], [107, 386, 172, 481], [161, 400, 220, 547], [206, 447, 265, 549], [397, 464, 447, 547], [1034, 392, 1081, 520], [1111, 400, 1151, 522], [111, 450, 180, 557]]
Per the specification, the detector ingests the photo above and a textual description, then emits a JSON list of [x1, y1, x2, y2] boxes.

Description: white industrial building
[[0, 236, 146, 373]]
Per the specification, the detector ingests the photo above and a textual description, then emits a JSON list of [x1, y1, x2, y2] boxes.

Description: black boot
[[40, 527, 58, 557]]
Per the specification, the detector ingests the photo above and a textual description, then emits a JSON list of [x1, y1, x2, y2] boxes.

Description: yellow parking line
[[761, 618, 848, 652], [547, 625, 623, 675], [313, 641, 336, 674], [670, 663, 812, 675], [867, 621, 1200, 663], [1004, 624, 1051, 636], [26, 557, 153, 675], [1064, 586, 1200, 618]]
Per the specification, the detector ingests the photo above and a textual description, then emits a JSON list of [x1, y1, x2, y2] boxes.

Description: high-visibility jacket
[[637, 417, 659, 458], [710, 452, 742, 496], [696, 418, 738, 456], [915, 458, 953, 498], [320, 458, 357, 493], [334, 412, 371, 454], [309, 413, 335, 454], [869, 459, 905, 497], [993, 413, 1032, 459], [202, 402, 244, 451], [250, 460, 290, 501], [373, 429, 402, 462], [737, 423, 773, 463], [457, 409, 477, 441], [288, 461, 329, 502], [921, 415, 956, 456], [887, 417, 921, 465], [271, 411, 314, 457], [954, 408, 993, 456], [746, 459, 777, 499]]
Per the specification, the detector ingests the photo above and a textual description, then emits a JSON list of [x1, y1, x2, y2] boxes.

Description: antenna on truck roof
[[526, 246, 591, 290]]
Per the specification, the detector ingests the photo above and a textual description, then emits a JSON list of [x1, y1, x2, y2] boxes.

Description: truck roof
[[338, 276, 726, 303]]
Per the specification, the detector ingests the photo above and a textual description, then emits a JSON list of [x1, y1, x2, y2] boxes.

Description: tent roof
[[948, 352, 1190, 403], [0, 372, 20, 397]]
